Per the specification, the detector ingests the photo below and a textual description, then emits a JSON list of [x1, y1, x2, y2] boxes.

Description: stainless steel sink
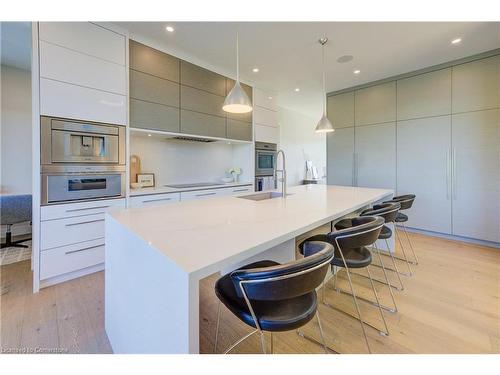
[[238, 192, 293, 201]]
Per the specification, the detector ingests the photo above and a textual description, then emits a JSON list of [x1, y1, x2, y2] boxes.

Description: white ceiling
[[0, 22, 31, 71], [117, 22, 500, 117]]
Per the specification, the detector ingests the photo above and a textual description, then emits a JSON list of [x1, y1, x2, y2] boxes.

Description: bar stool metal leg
[[366, 267, 389, 336], [402, 222, 419, 265], [395, 227, 413, 275], [373, 242, 398, 311], [315, 310, 329, 354], [385, 239, 406, 288]]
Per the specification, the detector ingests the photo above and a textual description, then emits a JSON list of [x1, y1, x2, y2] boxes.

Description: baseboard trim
[[400, 226, 500, 249], [39, 263, 104, 289]]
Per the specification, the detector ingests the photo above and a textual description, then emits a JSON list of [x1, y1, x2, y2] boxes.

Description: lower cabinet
[[180, 188, 228, 201], [40, 198, 125, 284], [129, 192, 181, 208], [327, 127, 354, 186], [451, 109, 500, 242], [397, 116, 452, 234], [355, 122, 396, 190]]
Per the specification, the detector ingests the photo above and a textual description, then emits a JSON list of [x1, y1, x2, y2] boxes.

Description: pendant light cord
[[236, 32, 239, 82], [322, 40, 326, 116]]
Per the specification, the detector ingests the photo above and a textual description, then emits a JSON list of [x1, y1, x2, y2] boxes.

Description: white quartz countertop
[[109, 185, 393, 278], [129, 181, 253, 196]]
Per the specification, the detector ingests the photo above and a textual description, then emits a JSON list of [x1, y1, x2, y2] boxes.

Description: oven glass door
[[46, 174, 123, 203], [256, 151, 276, 175]]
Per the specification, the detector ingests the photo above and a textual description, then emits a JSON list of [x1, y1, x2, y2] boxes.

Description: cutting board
[[130, 155, 141, 184]]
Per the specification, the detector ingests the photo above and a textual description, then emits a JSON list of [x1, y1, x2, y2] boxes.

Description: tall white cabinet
[[327, 53, 500, 244]]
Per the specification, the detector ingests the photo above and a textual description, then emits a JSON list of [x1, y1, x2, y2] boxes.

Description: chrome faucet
[[275, 149, 287, 197]]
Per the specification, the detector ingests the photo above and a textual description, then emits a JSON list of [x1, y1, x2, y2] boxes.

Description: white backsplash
[[130, 134, 254, 186]]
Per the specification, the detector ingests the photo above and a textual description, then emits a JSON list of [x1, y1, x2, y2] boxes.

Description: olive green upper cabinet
[[452, 55, 500, 113], [397, 68, 451, 120], [180, 61, 226, 96], [227, 119, 253, 141], [327, 92, 354, 128], [130, 99, 179, 133], [355, 82, 396, 126], [180, 110, 226, 138], [130, 70, 179, 107], [180, 85, 226, 117], [129, 40, 180, 82]]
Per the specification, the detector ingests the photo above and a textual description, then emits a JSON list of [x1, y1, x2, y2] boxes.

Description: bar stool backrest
[[390, 194, 416, 210], [361, 202, 401, 223], [230, 241, 334, 301], [327, 216, 384, 252]]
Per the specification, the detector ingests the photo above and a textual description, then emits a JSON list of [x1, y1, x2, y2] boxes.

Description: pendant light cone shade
[[315, 37, 334, 133], [223, 81, 253, 113], [223, 32, 253, 114]]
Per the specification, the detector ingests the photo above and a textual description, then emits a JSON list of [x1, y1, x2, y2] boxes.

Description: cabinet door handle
[[446, 149, 451, 200], [196, 192, 216, 197], [143, 197, 173, 203], [233, 188, 249, 192], [65, 244, 102, 255], [452, 147, 457, 200], [66, 205, 110, 212], [65, 219, 104, 227]]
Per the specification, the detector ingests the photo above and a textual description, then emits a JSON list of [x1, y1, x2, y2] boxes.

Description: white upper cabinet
[[451, 109, 500, 242], [355, 82, 396, 126], [254, 106, 278, 127], [355, 122, 396, 190], [39, 22, 126, 65], [452, 55, 500, 113], [397, 68, 452, 120], [254, 88, 278, 111], [40, 41, 127, 95], [327, 91, 354, 129]]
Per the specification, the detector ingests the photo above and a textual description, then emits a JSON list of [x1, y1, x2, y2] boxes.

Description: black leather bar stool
[[298, 216, 387, 354], [384, 194, 418, 266], [333, 202, 402, 313], [213, 241, 334, 354]]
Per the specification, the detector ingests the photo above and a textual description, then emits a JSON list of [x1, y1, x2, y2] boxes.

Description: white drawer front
[[40, 41, 126, 95], [41, 198, 125, 221], [255, 124, 279, 144], [180, 189, 226, 201], [40, 78, 126, 125], [254, 106, 278, 127], [129, 193, 181, 208], [39, 22, 125, 65], [224, 186, 254, 196], [40, 239, 104, 280], [41, 213, 105, 250]]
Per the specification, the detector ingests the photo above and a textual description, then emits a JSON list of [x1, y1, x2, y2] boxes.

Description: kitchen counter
[[105, 184, 393, 353], [129, 181, 253, 196]]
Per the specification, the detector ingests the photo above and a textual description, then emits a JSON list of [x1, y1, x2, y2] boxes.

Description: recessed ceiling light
[[148, 134, 152, 137], [252, 68, 259, 73], [166, 26, 174, 33], [268, 96, 273, 100], [337, 55, 354, 64], [451, 38, 462, 45], [353, 69, 361, 75], [294, 88, 300, 92]]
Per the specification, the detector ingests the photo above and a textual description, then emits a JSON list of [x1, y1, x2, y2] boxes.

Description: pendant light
[[223, 32, 253, 114], [315, 37, 334, 133]]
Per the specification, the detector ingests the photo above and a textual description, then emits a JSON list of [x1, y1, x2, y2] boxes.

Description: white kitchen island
[[105, 184, 393, 353]]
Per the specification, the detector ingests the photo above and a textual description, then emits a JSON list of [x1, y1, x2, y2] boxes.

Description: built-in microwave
[[255, 142, 277, 177]]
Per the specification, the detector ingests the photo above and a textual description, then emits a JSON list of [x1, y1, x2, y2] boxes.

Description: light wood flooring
[[1, 231, 499, 354]]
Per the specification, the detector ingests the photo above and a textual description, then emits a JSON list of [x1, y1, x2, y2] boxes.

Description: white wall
[[279, 107, 326, 187], [1, 65, 32, 195], [130, 134, 254, 186]]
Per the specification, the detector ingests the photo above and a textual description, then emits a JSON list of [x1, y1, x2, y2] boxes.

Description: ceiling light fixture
[[165, 26, 174, 33], [451, 38, 462, 44], [252, 68, 259, 73], [294, 88, 300, 92], [268, 96, 273, 100], [223, 32, 253, 114], [315, 37, 334, 134], [353, 69, 361, 74]]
